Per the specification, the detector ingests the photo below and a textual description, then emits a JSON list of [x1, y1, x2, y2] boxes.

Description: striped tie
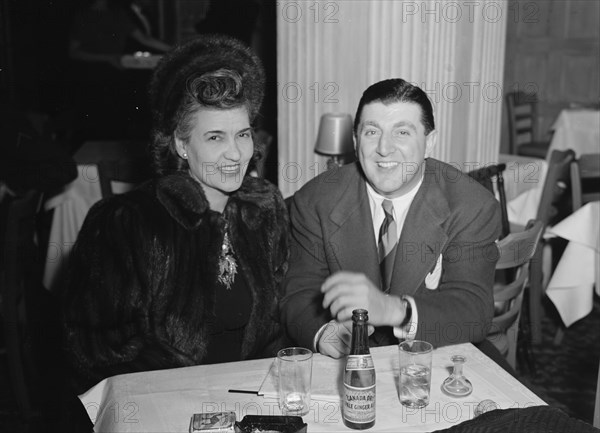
[[378, 200, 398, 292]]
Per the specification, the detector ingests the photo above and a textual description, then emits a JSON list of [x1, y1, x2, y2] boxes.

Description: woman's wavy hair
[[148, 35, 265, 176]]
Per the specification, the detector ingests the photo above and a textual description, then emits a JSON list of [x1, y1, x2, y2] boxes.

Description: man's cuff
[[313, 322, 330, 353], [393, 295, 418, 340]]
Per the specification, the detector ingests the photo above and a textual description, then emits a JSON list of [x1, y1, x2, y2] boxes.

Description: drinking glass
[[277, 347, 313, 416], [398, 340, 433, 409]]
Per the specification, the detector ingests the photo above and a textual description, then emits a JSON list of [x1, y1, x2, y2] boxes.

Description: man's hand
[[316, 320, 374, 359], [321, 271, 406, 326]]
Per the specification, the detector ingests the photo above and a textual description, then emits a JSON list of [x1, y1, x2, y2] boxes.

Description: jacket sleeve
[[259, 189, 293, 357], [412, 194, 501, 347], [61, 197, 192, 393], [280, 190, 332, 349]]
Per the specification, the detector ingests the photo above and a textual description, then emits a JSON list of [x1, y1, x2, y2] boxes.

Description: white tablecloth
[[499, 109, 599, 228], [548, 109, 600, 158], [42, 140, 145, 291], [43, 166, 133, 291], [498, 154, 547, 228], [546, 201, 600, 327], [80, 343, 545, 433], [43, 164, 103, 291]]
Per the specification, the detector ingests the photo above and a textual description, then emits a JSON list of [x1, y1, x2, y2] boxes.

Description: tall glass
[[277, 347, 313, 416], [398, 340, 433, 409]]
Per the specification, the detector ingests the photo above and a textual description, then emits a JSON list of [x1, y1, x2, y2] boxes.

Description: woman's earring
[[182, 152, 187, 159]]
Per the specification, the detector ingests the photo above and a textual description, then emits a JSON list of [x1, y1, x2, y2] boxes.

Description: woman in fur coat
[[61, 35, 289, 394]]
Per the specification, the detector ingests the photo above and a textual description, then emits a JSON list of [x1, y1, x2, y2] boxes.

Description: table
[[548, 109, 600, 158], [498, 109, 599, 228], [498, 154, 547, 228], [43, 140, 147, 291], [546, 201, 600, 327], [79, 343, 545, 432]]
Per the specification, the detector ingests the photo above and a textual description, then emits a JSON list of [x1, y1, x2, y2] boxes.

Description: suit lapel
[[328, 169, 382, 288], [390, 162, 450, 296], [326, 160, 451, 295]]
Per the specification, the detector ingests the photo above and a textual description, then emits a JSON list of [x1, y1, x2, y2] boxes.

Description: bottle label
[[343, 383, 376, 424], [345, 355, 374, 370]]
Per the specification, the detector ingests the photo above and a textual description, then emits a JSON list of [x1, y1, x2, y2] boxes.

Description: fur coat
[[62, 172, 289, 393]]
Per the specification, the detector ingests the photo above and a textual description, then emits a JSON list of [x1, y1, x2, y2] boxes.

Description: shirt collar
[[365, 173, 424, 216]]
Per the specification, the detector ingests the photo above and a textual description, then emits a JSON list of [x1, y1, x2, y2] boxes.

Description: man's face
[[355, 101, 436, 198]]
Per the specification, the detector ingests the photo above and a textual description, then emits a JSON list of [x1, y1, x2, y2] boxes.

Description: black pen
[[228, 389, 259, 395]]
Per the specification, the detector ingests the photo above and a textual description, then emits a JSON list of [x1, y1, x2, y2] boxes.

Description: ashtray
[[234, 415, 307, 433]]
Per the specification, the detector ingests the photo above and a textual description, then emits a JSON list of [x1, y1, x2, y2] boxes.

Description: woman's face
[[175, 106, 253, 207]]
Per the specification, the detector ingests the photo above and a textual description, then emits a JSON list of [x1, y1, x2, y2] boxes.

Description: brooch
[[218, 228, 237, 290]]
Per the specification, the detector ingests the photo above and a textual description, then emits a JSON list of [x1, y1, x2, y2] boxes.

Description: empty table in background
[[548, 109, 600, 158], [498, 154, 547, 228]]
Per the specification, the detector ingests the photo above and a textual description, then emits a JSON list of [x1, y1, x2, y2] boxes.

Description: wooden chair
[[570, 153, 600, 210], [97, 158, 153, 198], [467, 163, 510, 239], [0, 190, 43, 419], [506, 91, 551, 158], [528, 149, 576, 344], [486, 219, 544, 370]]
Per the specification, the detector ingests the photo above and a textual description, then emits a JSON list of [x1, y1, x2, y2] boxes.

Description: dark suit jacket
[[281, 158, 502, 349]]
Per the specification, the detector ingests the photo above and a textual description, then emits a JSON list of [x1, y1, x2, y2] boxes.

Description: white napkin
[[259, 356, 344, 403]]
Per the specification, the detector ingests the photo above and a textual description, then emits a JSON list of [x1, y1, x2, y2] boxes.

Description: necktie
[[378, 199, 398, 292]]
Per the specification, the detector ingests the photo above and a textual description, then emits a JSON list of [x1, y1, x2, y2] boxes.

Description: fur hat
[[149, 34, 265, 135]]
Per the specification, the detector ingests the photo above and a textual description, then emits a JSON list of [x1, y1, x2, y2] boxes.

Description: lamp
[[314, 113, 355, 169]]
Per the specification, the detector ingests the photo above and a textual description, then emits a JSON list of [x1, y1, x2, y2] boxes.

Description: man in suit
[[281, 78, 502, 359]]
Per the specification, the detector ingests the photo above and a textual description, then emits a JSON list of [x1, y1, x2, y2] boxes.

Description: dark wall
[[1, 0, 77, 113]]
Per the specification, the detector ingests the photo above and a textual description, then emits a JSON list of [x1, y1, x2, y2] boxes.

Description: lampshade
[[314, 113, 354, 156]]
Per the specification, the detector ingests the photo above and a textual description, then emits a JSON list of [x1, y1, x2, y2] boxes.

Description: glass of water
[[398, 340, 433, 409], [277, 347, 313, 416]]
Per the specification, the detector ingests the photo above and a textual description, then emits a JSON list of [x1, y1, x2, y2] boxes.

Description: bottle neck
[[453, 362, 464, 377], [350, 320, 370, 355]]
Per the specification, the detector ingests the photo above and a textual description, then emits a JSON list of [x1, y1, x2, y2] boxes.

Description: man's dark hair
[[354, 78, 435, 136]]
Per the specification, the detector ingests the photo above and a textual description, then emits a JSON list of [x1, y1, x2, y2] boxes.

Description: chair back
[[505, 91, 549, 158], [467, 163, 509, 239], [527, 149, 577, 345], [570, 153, 600, 210], [0, 190, 43, 418], [536, 149, 576, 225], [487, 219, 544, 369], [97, 158, 153, 198]]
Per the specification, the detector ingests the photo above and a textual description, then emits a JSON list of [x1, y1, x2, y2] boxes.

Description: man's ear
[[424, 129, 437, 158]]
